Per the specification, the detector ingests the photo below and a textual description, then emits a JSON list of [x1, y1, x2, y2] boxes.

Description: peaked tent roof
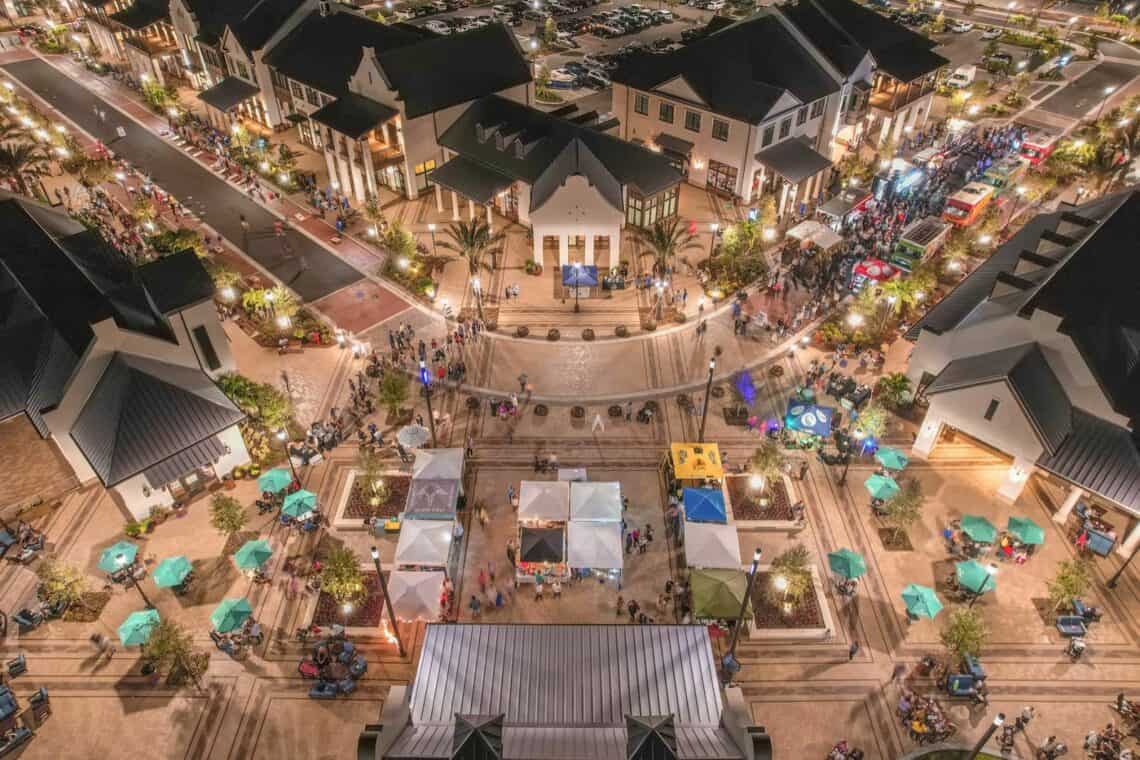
[[627, 715, 678, 760], [388, 570, 446, 621], [453, 715, 503, 760], [70, 353, 244, 486], [412, 448, 465, 480], [394, 519, 454, 567], [566, 521, 622, 570], [569, 481, 622, 521], [518, 480, 570, 521]]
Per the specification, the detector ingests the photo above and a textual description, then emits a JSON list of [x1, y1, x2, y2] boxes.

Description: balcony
[[122, 33, 177, 57], [868, 79, 935, 114], [369, 141, 403, 170]]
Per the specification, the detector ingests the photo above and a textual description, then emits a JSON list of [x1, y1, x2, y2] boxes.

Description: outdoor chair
[[337, 641, 356, 662], [0, 531, 15, 558], [1055, 615, 1087, 637], [308, 681, 338, 699], [961, 654, 985, 681], [6, 654, 25, 678], [1072, 598, 1102, 623], [349, 655, 367, 679], [12, 609, 42, 631], [0, 727, 32, 757], [337, 677, 356, 695]]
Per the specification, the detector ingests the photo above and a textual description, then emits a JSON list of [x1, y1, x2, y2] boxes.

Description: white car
[[424, 19, 451, 33], [704, 0, 725, 9], [950, 21, 974, 32], [981, 27, 1001, 39]]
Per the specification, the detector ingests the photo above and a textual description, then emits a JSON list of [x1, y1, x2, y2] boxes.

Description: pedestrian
[[478, 568, 487, 594], [518, 372, 528, 393], [468, 595, 481, 618], [637, 534, 648, 554], [799, 460, 809, 480], [616, 594, 625, 617], [625, 401, 632, 422], [627, 599, 640, 622], [848, 640, 859, 661], [506, 539, 517, 568], [507, 483, 516, 506], [591, 413, 605, 433], [534, 580, 544, 601], [552, 579, 562, 599], [890, 663, 907, 684], [625, 532, 634, 554]]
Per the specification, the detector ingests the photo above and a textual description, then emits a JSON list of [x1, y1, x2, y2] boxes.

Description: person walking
[[468, 595, 481, 618], [506, 539, 517, 568], [627, 599, 640, 622], [848, 640, 860, 661], [534, 580, 544, 601]]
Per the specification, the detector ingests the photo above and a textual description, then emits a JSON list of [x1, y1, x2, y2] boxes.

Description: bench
[[308, 681, 338, 699], [1056, 615, 1087, 637], [0, 727, 32, 757], [6, 655, 24, 679]]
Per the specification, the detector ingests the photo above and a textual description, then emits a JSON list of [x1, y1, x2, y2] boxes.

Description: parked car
[[946, 65, 977, 88], [653, 8, 674, 21], [705, 0, 726, 10], [424, 19, 451, 33], [584, 71, 611, 88], [950, 21, 974, 32], [985, 51, 1013, 66], [981, 27, 1002, 39], [680, 27, 706, 43]]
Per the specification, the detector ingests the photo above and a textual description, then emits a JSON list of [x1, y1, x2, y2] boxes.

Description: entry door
[[567, 235, 586, 264]]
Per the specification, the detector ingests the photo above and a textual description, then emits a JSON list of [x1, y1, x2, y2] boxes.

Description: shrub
[[765, 545, 812, 609], [321, 546, 365, 605], [582, 328, 595, 341], [516, 326, 529, 338], [547, 328, 560, 341], [209, 494, 246, 539], [615, 325, 629, 337]]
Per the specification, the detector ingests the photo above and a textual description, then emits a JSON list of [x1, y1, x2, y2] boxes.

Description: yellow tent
[[669, 443, 724, 480]]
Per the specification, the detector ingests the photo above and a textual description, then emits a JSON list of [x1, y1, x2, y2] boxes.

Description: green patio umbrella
[[864, 474, 900, 501], [955, 560, 997, 596], [282, 489, 317, 519], [827, 548, 867, 580], [874, 446, 910, 471], [257, 467, 293, 494], [960, 515, 998, 544], [233, 539, 273, 571], [690, 568, 751, 620], [901, 583, 943, 619], [97, 540, 138, 574], [117, 609, 160, 646], [211, 597, 253, 633], [1007, 516, 1045, 545], [153, 556, 193, 588]]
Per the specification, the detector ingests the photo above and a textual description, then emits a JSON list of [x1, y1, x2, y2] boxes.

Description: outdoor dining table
[[321, 661, 349, 681]]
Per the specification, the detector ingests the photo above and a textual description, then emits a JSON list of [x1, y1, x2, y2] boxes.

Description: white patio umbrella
[[397, 424, 431, 449], [518, 480, 570, 522]]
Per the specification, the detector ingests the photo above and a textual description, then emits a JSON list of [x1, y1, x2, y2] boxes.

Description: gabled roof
[[453, 715, 503, 760], [197, 76, 260, 112], [612, 13, 838, 123], [109, 0, 170, 30], [1037, 409, 1140, 516], [70, 353, 243, 486], [228, 0, 307, 52], [779, 0, 866, 77], [754, 136, 832, 183], [182, 0, 262, 46], [310, 93, 399, 139], [627, 716, 678, 760], [137, 250, 216, 314]]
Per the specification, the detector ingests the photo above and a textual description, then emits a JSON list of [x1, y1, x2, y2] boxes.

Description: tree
[[883, 478, 924, 541], [321, 546, 365, 605], [142, 618, 208, 688], [750, 440, 786, 494], [436, 218, 504, 321], [634, 218, 699, 276], [542, 15, 557, 46], [132, 196, 157, 226], [378, 370, 410, 418], [536, 64, 553, 99], [277, 143, 299, 172], [209, 494, 247, 539], [765, 544, 812, 608], [876, 372, 913, 409], [0, 142, 49, 198], [75, 156, 114, 188], [355, 446, 390, 509], [853, 401, 888, 439], [148, 227, 205, 258], [36, 557, 89, 612], [1046, 558, 1093, 612], [940, 607, 988, 664]]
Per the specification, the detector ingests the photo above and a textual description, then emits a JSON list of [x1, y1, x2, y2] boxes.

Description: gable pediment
[[653, 75, 706, 106]]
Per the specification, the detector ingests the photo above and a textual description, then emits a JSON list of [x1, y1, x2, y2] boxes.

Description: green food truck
[[891, 216, 950, 272]]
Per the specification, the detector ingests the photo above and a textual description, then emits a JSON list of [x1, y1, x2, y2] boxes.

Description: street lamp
[[846, 312, 864, 329], [968, 563, 998, 608], [1097, 86, 1117, 122], [427, 222, 437, 255], [116, 553, 153, 609], [369, 546, 407, 656], [698, 357, 716, 442], [722, 547, 762, 684], [838, 429, 865, 485], [571, 262, 582, 313], [967, 713, 1005, 760], [654, 279, 665, 320], [276, 429, 300, 483], [419, 360, 438, 448], [1107, 542, 1140, 588]]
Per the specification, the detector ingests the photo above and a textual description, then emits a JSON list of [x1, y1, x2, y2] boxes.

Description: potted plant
[[547, 328, 560, 341], [582, 328, 595, 341], [570, 406, 585, 418], [615, 325, 628, 337], [516, 326, 529, 338], [534, 404, 549, 417]]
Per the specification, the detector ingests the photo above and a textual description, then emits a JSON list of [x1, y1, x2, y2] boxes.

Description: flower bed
[[61, 592, 112, 623], [344, 474, 410, 519], [726, 476, 793, 521], [751, 571, 824, 629], [313, 572, 384, 626]]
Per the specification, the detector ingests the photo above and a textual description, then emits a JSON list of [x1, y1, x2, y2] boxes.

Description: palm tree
[[436, 218, 504, 321], [634, 218, 699, 278], [0, 142, 49, 198]]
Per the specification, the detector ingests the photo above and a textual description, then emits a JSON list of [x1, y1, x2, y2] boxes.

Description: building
[[904, 189, 1140, 557], [0, 196, 248, 520], [432, 95, 681, 268], [611, 0, 946, 214], [359, 623, 772, 760], [83, 0, 185, 87]]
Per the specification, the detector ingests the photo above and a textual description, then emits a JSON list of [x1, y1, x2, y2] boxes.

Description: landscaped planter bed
[[344, 474, 410, 520], [313, 572, 384, 627], [726, 476, 793, 521]]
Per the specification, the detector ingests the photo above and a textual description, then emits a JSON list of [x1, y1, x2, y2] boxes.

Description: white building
[[0, 196, 248, 520], [905, 190, 1140, 557]]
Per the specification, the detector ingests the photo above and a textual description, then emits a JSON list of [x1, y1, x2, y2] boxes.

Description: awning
[[785, 399, 835, 437], [412, 447, 464, 481], [786, 219, 843, 251], [755, 138, 833, 184], [388, 570, 445, 621], [197, 77, 260, 113], [682, 487, 727, 524], [569, 481, 621, 522], [394, 519, 454, 568], [519, 526, 564, 563], [404, 478, 459, 520], [310, 93, 398, 140], [562, 264, 598, 288], [654, 132, 694, 156], [818, 189, 871, 220], [429, 155, 513, 205], [567, 521, 622, 569], [669, 442, 723, 480], [683, 522, 741, 570], [142, 435, 226, 489], [518, 480, 570, 522]]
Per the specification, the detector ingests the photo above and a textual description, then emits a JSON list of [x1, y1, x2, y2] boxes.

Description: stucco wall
[[923, 381, 1045, 463]]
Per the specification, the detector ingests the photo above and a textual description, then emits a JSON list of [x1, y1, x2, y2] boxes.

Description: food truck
[[980, 156, 1028, 197], [942, 182, 994, 228], [1019, 127, 1060, 166], [891, 216, 951, 272]]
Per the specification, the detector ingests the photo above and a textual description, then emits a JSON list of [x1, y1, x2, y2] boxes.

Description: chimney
[[318, 0, 331, 17]]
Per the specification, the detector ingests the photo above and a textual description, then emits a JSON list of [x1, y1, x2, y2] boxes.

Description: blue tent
[[683, 487, 727, 524], [784, 399, 834, 437], [561, 264, 599, 288]]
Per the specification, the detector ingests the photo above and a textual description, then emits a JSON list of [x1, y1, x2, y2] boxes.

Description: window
[[270, 69, 288, 89], [626, 186, 678, 228], [192, 326, 221, 371], [414, 159, 436, 191], [712, 118, 729, 142], [305, 87, 321, 107], [706, 160, 738, 196], [779, 117, 791, 139], [634, 93, 648, 115], [684, 110, 701, 132], [810, 99, 825, 118], [659, 102, 674, 124], [983, 399, 1000, 421], [235, 60, 250, 81], [761, 124, 774, 147], [626, 192, 642, 226], [290, 80, 304, 100], [796, 107, 807, 126]]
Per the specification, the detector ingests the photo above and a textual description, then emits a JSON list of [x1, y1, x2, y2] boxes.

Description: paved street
[[1037, 59, 1140, 118]]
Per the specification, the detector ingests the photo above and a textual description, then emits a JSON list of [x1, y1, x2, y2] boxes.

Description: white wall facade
[[527, 175, 624, 269]]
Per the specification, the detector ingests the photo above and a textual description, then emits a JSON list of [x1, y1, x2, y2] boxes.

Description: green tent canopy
[[960, 515, 997, 544], [874, 446, 910, 471], [257, 468, 293, 494], [690, 568, 751, 620], [282, 489, 317, 518], [118, 609, 160, 646], [153, 556, 193, 588], [234, 539, 273, 571], [1007, 516, 1045, 545], [901, 583, 943, 619], [827, 548, 867, 580], [864, 474, 900, 501], [955, 560, 997, 595], [211, 597, 253, 633], [97, 540, 138, 574]]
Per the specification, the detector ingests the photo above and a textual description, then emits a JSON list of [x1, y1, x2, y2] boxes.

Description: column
[[1053, 485, 1084, 524], [362, 143, 378, 199], [584, 234, 594, 266], [996, 456, 1033, 503], [486, 204, 493, 231], [879, 116, 892, 146], [323, 148, 339, 196], [435, 184, 443, 213], [912, 414, 942, 458], [468, 199, 475, 221], [451, 191, 460, 221], [778, 181, 791, 219], [532, 234, 543, 268], [558, 235, 569, 268], [1119, 521, 1140, 558]]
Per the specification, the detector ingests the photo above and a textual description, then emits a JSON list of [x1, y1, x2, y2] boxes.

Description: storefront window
[[626, 187, 678, 228]]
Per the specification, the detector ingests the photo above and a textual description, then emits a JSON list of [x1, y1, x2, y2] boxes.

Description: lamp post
[[722, 547, 762, 684], [370, 546, 407, 656], [342, 602, 353, 628], [838, 429, 865, 485], [419, 360, 437, 448], [427, 222, 437, 255], [1107, 541, 1140, 588], [698, 357, 715, 442], [572, 262, 582, 313], [967, 713, 1005, 760], [1096, 86, 1117, 122], [117, 553, 153, 609], [968, 563, 998, 608], [276, 429, 300, 483]]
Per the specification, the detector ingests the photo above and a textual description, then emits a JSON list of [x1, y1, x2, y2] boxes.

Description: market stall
[[689, 568, 751, 622], [569, 481, 622, 522], [786, 219, 843, 253], [850, 258, 898, 292], [683, 487, 728, 524], [518, 481, 571, 522], [783, 398, 836, 449], [817, 187, 872, 230], [387, 570, 446, 622], [517, 526, 567, 584], [404, 479, 459, 521], [666, 442, 724, 493], [411, 448, 465, 492], [683, 522, 742, 570], [566, 521, 623, 585], [394, 519, 454, 570]]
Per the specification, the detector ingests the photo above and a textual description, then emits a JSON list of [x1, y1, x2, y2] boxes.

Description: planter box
[[749, 565, 834, 641], [727, 474, 804, 530], [331, 469, 409, 530]]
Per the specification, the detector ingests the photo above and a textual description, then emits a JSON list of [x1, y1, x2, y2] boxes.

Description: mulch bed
[[61, 592, 112, 623], [344, 474, 410, 519], [877, 527, 914, 552], [751, 572, 824, 629], [727, 476, 793, 521], [223, 530, 261, 556], [313, 572, 384, 627]]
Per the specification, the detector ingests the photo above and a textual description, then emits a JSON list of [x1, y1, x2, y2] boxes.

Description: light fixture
[[167, 107, 179, 118], [53, 123, 66, 133], [220, 286, 236, 301], [398, 257, 409, 269], [749, 474, 764, 490], [259, 160, 269, 171], [762, 226, 776, 240], [278, 172, 289, 183], [276, 429, 287, 441], [709, 222, 719, 233], [773, 575, 788, 592], [276, 315, 292, 330], [846, 313, 864, 328], [265, 291, 276, 302]]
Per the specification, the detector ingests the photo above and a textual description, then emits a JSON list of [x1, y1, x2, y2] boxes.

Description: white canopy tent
[[394, 519, 454, 568], [787, 219, 843, 252], [412, 448, 465, 482], [518, 480, 570, 522], [557, 467, 588, 482], [567, 521, 623, 570], [387, 570, 445, 621], [684, 522, 742, 570], [569, 481, 622, 522]]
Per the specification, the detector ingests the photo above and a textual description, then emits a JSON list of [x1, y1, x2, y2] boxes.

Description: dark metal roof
[[137, 251, 215, 314], [519, 527, 563, 563], [655, 133, 694, 156], [628, 716, 678, 760], [229, 0, 307, 51], [754, 137, 832, 184], [779, 0, 867, 76], [142, 434, 226, 488], [310, 93, 399, 139], [1037, 409, 1140, 515], [453, 715, 503, 760], [182, 0, 262, 46], [196, 76, 260, 112], [429, 156, 513, 206], [109, 0, 170, 30], [70, 353, 243, 486]]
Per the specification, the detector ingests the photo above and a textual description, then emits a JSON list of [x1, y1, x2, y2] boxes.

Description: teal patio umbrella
[[864, 474, 900, 501], [233, 539, 273, 571], [118, 609, 160, 646], [282, 489, 317, 519], [875, 446, 910, 471], [97, 540, 138, 574], [960, 515, 998, 544], [211, 597, 253, 633], [827, 548, 867, 579], [153, 556, 193, 588], [955, 560, 997, 596], [901, 583, 943, 619], [257, 468, 293, 494], [1007, 516, 1045, 545]]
